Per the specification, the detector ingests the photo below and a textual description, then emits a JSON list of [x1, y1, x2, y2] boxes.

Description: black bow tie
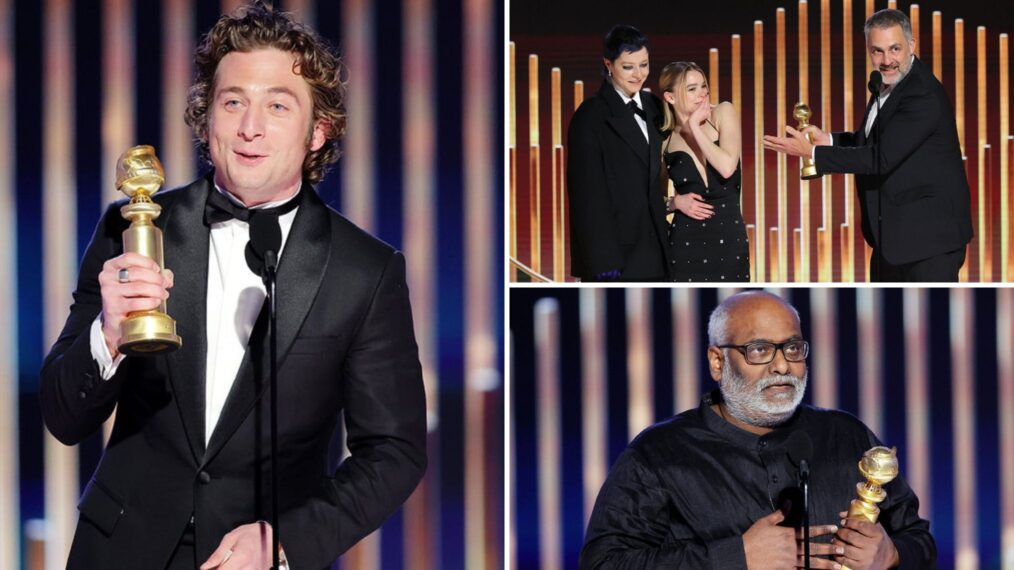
[[204, 187, 302, 226], [628, 100, 646, 120]]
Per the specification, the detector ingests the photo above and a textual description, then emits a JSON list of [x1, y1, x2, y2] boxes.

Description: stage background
[[0, 0, 503, 569], [511, 287, 1014, 569], [510, 0, 1014, 283]]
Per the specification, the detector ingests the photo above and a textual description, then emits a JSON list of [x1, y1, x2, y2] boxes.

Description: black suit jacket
[[566, 81, 670, 280], [40, 175, 427, 569], [814, 57, 972, 265]]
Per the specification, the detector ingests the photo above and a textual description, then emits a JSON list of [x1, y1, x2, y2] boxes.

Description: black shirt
[[581, 390, 935, 569]]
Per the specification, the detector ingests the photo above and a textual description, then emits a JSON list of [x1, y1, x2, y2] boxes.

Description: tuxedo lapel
[[600, 83, 650, 165], [201, 184, 332, 467], [161, 176, 212, 463]]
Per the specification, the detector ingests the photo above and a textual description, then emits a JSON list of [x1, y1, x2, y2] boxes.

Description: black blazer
[[40, 175, 427, 569], [814, 56, 972, 265], [566, 81, 670, 280]]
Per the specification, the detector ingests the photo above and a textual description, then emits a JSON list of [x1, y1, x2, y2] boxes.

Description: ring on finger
[[222, 549, 233, 563], [118, 268, 130, 284]]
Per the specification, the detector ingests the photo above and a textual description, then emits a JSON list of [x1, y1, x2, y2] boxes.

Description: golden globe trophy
[[115, 145, 182, 355], [840, 446, 899, 570], [794, 102, 821, 180]]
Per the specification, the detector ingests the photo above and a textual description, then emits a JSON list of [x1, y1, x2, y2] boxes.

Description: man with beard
[[580, 291, 936, 569], [763, 9, 971, 282]]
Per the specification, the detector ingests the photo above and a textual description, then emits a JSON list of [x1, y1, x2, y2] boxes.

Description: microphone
[[868, 70, 885, 279], [785, 430, 813, 471], [785, 431, 814, 570], [245, 212, 282, 279], [868, 70, 883, 95], [244, 209, 283, 568]]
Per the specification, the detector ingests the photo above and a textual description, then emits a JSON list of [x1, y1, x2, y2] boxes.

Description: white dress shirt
[[90, 184, 300, 444], [863, 86, 893, 138], [613, 84, 649, 142]]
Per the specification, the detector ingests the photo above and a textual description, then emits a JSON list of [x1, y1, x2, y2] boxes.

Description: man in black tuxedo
[[764, 9, 972, 282], [567, 25, 670, 282], [40, 5, 425, 569]]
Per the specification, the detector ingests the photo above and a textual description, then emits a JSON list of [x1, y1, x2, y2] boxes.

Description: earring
[[608, 70, 612, 77]]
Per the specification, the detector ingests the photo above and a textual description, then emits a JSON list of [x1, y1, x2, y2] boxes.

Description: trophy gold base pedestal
[[119, 310, 182, 355], [846, 496, 881, 524], [801, 164, 820, 180]]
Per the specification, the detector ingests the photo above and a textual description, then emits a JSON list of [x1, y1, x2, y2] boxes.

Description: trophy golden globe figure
[[840, 446, 899, 570], [794, 102, 821, 180], [115, 145, 182, 355]]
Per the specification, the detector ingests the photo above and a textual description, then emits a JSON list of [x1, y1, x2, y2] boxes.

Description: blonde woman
[[659, 61, 750, 282]]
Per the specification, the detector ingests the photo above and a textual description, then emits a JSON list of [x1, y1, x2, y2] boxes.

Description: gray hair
[[707, 291, 801, 346], [864, 8, 913, 42]]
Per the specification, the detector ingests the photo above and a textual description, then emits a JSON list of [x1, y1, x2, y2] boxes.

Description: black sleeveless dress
[[664, 146, 751, 282]]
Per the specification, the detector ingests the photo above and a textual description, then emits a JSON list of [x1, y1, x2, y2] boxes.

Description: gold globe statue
[[793, 102, 821, 180], [840, 446, 899, 570], [114, 145, 182, 355]]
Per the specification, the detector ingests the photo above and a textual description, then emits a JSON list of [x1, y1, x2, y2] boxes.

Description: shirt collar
[[613, 81, 643, 109]]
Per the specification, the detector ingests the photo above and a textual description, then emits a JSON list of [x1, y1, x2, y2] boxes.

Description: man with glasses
[[580, 291, 935, 569]]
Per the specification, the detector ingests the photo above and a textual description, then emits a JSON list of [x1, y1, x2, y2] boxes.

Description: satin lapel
[[161, 176, 212, 463], [600, 83, 649, 166], [201, 186, 332, 467]]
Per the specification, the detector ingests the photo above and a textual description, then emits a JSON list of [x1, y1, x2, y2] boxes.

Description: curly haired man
[[41, 4, 426, 568]]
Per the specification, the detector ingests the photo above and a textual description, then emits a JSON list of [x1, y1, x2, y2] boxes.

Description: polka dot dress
[[664, 148, 751, 282]]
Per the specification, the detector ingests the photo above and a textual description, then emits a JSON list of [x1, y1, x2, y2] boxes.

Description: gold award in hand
[[115, 145, 182, 355], [840, 446, 899, 570], [793, 102, 821, 180]]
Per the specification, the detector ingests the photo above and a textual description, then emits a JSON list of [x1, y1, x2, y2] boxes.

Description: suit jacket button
[[198, 471, 212, 484], [78, 391, 87, 399]]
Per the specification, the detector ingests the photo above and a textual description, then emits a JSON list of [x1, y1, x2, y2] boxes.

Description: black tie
[[204, 187, 302, 226], [628, 100, 646, 120]]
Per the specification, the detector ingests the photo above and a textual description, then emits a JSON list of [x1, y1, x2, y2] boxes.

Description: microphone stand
[[264, 250, 280, 570], [800, 459, 810, 570], [873, 78, 883, 281]]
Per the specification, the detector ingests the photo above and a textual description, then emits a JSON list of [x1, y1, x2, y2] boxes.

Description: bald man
[[580, 292, 935, 570]]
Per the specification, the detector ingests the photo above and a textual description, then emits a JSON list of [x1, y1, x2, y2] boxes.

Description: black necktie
[[628, 100, 646, 120], [204, 187, 302, 226]]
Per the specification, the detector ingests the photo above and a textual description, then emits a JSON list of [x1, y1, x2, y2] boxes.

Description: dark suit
[[814, 56, 972, 281], [40, 175, 427, 569], [567, 81, 670, 281]]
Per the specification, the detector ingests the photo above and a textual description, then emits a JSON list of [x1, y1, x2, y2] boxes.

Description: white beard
[[718, 358, 808, 428]]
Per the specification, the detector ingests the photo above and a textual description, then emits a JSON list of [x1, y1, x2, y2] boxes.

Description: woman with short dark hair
[[566, 25, 670, 282]]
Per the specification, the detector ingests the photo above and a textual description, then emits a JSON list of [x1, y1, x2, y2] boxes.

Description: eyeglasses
[[716, 340, 810, 365]]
